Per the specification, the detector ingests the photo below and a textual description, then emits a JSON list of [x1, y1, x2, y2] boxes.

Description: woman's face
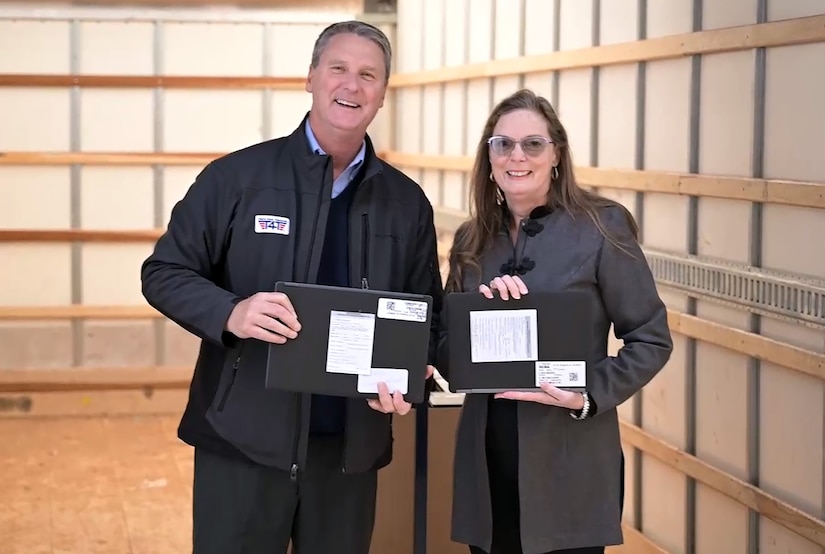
[[488, 109, 559, 207]]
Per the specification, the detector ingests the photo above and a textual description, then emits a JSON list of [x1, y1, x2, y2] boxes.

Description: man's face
[[306, 33, 387, 134]]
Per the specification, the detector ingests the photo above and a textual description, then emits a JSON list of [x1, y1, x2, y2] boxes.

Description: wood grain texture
[[389, 15, 825, 86]]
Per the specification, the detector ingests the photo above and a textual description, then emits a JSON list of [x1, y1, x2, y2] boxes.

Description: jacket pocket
[[216, 344, 245, 412]]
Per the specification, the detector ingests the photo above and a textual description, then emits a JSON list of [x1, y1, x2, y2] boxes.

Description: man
[[141, 20, 443, 554]]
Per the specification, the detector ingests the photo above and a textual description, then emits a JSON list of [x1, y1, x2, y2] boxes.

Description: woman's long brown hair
[[445, 88, 639, 293]]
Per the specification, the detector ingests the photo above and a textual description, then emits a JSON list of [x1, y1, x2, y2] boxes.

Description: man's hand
[[225, 292, 301, 344], [367, 365, 436, 416]]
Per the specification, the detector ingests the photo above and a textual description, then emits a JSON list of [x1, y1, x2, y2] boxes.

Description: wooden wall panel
[[0, 246, 73, 306], [492, 0, 521, 103], [597, 65, 636, 170], [81, 90, 155, 151], [81, 168, 154, 229], [0, 20, 70, 73], [78, 21, 155, 74], [703, 0, 758, 29], [0, 89, 70, 151]]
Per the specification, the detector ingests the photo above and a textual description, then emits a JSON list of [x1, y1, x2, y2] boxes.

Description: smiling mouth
[[506, 170, 531, 177], [335, 99, 361, 109]]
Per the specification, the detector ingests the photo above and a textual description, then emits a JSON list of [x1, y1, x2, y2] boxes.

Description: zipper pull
[[361, 277, 369, 289], [290, 463, 298, 481]]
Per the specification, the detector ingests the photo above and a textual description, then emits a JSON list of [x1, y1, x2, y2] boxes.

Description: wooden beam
[[0, 151, 221, 166], [0, 366, 192, 393], [620, 421, 825, 547], [667, 311, 825, 381], [0, 229, 163, 242], [0, 74, 306, 90], [386, 153, 825, 210], [388, 15, 825, 87], [0, 305, 160, 320]]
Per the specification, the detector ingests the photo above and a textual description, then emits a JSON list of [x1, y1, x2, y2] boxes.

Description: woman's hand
[[495, 383, 585, 410], [479, 274, 528, 300]]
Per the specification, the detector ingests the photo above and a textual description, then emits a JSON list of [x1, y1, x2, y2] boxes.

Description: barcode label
[[535, 361, 586, 387]]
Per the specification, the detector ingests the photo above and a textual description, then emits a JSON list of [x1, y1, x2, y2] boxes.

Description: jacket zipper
[[291, 159, 336, 482], [360, 213, 370, 290], [216, 344, 244, 412], [341, 212, 372, 476]]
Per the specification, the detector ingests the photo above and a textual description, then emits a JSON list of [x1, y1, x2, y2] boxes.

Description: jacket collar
[[287, 112, 383, 181]]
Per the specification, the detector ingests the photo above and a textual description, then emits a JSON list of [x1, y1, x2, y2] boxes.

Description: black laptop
[[264, 282, 434, 404], [444, 289, 594, 393]]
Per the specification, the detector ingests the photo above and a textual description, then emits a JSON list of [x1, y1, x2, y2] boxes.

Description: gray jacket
[[437, 203, 673, 554]]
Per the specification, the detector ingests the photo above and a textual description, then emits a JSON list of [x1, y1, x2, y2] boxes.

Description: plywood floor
[[1, 415, 192, 554], [1, 415, 629, 554]]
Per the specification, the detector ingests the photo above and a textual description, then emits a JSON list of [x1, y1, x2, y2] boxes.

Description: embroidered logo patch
[[254, 215, 290, 235]]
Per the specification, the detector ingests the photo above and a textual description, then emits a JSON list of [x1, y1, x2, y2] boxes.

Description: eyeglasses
[[487, 135, 554, 157]]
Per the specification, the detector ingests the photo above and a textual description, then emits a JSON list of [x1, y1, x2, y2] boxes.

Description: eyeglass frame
[[486, 134, 555, 157]]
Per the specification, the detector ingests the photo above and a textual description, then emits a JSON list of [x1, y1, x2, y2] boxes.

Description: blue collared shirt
[[305, 120, 366, 199]]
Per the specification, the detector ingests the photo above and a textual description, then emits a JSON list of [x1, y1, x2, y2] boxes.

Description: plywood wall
[[391, 0, 825, 553], [0, 5, 395, 371]]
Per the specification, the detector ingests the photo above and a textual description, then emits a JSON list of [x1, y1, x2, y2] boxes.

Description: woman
[[437, 89, 673, 554]]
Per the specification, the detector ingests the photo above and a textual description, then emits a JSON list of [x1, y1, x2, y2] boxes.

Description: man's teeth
[[335, 99, 360, 108], [507, 170, 531, 177]]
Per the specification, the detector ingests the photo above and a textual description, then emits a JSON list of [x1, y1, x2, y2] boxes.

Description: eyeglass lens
[[489, 136, 551, 157]]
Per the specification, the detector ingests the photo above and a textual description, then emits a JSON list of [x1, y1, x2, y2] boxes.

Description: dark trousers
[[192, 435, 377, 554], [470, 547, 604, 554]]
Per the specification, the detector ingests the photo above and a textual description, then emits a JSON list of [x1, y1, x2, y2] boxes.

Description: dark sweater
[[308, 177, 359, 435]]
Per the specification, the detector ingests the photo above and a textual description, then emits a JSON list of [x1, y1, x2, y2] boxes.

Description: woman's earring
[[495, 187, 504, 205], [489, 171, 495, 183], [552, 166, 559, 180]]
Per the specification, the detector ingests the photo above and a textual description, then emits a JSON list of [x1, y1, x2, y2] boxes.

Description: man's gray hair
[[311, 20, 392, 83]]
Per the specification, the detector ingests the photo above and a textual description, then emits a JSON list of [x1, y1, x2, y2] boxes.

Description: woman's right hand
[[479, 274, 529, 300]]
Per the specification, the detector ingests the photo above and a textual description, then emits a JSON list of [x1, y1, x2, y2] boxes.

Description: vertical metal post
[[747, 1, 768, 552], [551, 0, 561, 108], [590, 0, 601, 169], [517, 0, 527, 90], [152, 20, 166, 367], [413, 3, 429, 553], [685, 1, 704, 552], [69, 19, 83, 367], [262, 22, 272, 141], [632, 0, 647, 531]]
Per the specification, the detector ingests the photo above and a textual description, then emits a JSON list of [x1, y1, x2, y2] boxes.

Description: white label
[[357, 368, 409, 395], [377, 298, 428, 322], [325, 310, 375, 375], [254, 214, 290, 235], [469, 309, 538, 363], [535, 361, 586, 387]]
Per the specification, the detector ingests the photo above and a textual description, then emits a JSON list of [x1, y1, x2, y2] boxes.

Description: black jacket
[[141, 116, 444, 474]]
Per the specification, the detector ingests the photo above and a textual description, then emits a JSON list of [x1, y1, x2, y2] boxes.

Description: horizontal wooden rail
[[0, 151, 221, 166], [386, 152, 825, 210], [619, 420, 825, 547], [390, 14, 825, 87], [667, 311, 825, 381], [0, 229, 163, 242], [0, 366, 192, 393], [0, 305, 159, 320], [0, 74, 306, 90]]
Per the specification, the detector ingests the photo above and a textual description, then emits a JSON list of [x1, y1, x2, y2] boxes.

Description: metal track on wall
[[645, 248, 825, 330]]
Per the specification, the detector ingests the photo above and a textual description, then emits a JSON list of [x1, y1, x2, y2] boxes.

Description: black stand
[[412, 401, 429, 554]]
